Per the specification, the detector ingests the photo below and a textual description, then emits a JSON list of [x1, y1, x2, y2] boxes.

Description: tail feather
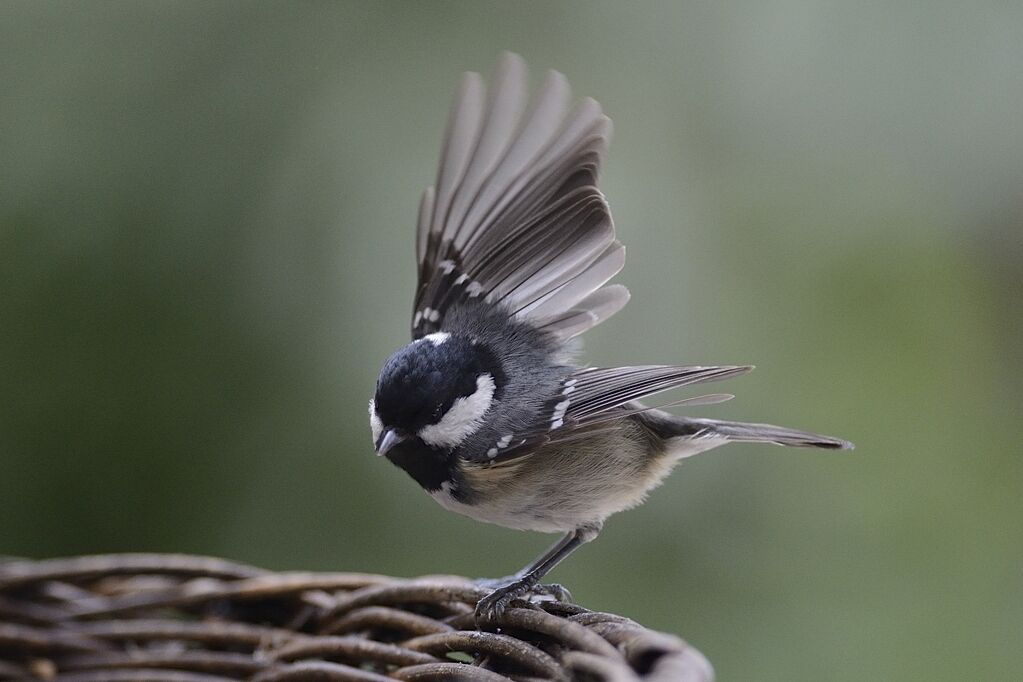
[[636, 410, 853, 451], [684, 418, 853, 450]]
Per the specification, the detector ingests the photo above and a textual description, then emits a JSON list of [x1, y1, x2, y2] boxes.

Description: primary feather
[[412, 52, 622, 342]]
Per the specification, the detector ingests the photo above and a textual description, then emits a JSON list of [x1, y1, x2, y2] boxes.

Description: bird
[[368, 53, 852, 621]]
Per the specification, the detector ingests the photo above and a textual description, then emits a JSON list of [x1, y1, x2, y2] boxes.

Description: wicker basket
[[0, 554, 713, 681]]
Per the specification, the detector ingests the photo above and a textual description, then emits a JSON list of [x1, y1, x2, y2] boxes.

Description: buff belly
[[429, 422, 727, 533]]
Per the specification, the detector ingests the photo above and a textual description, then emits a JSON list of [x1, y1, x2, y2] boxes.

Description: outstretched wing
[[412, 52, 629, 341], [468, 364, 753, 463]]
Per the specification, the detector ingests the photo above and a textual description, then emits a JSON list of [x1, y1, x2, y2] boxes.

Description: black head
[[370, 333, 504, 456]]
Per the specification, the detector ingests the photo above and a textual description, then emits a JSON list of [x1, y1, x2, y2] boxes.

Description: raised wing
[[470, 364, 753, 463], [412, 53, 628, 341]]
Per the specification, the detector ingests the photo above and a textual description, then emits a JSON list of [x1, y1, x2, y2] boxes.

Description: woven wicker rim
[[0, 554, 713, 681]]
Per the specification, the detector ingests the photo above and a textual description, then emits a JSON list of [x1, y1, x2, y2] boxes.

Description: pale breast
[[429, 421, 692, 533]]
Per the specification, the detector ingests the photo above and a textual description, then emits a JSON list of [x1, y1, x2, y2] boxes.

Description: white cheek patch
[[368, 399, 383, 444], [418, 373, 495, 449]]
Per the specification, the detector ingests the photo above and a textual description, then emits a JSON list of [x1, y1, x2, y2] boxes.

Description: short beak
[[374, 429, 405, 456]]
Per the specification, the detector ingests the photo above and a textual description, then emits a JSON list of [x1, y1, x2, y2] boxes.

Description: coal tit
[[369, 53, 853, 620]]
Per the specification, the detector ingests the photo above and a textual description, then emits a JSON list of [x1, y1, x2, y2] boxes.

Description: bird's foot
[[532, 582, 572, 602], [473, 577, 572, 623], [473, 575, 517, 591], [475, 577, 534, 623]]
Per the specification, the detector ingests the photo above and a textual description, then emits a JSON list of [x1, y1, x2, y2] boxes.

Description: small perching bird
[[369, 53, 852, 620]]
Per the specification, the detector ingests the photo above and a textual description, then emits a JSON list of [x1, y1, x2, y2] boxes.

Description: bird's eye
[[431, 404, 444, 420]]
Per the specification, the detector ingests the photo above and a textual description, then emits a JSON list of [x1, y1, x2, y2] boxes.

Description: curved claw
[[473, 579, 574, 623], [534, 582, 572, 603], [475, 580, 531, 623]]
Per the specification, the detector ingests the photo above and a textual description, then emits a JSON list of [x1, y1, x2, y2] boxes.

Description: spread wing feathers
[[412, 52, 625, 340], [533, 284, 630, 339], [475, 365, 752, 464], [553, 365, 752, 423]]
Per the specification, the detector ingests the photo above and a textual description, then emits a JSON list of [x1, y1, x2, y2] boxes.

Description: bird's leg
[[475, 522, 602, 622], [475, 532, 576, 588]]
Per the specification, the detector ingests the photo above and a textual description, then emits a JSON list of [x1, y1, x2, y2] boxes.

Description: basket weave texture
[[0, 554, 713, 682]]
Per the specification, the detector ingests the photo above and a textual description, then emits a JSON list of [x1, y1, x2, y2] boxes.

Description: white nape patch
[[368, 399, 383, 444], [423, 332, 450, 346], [418, 373, 495, 449]]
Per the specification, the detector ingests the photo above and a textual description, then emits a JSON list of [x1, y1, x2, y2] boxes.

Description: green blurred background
[[2, 2, 1021, 680]]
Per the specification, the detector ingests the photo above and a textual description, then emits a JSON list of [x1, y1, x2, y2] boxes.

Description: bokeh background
[[3, 2, 1021, 680]]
